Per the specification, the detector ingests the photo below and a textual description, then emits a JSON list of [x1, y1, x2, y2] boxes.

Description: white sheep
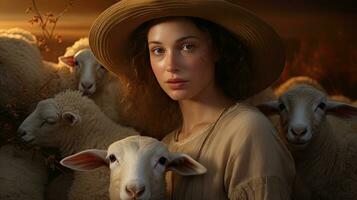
[[258, 84, 357, 199], [18, 90, 138, 200], [58, 37, 107, 96], [60, 135, 207, 200], [58, 37, 123, 122], [0, 145, 48, 200], [0, 29, 76, 113]]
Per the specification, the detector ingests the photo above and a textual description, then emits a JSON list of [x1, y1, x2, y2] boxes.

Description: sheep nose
[[125, 183, 145, 198], [81, 82, 93, 90], [290, 126, 307, 137]]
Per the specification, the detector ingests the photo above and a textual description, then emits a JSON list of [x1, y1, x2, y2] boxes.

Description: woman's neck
[[177, 85, 235, 141]]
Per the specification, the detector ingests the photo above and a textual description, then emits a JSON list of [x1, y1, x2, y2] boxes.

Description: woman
[[89, 0, 295, 199]]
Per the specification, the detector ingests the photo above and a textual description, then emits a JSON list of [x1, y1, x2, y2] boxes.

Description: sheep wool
[[259, 85, 357, 199], [19, 90, 139, 200], [0, 145, 48, 200]]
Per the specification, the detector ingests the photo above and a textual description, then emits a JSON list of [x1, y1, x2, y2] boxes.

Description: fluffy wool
[[18, 90, 139, 200], [0, 28, 75, 114], [259, 85, 357, 199]]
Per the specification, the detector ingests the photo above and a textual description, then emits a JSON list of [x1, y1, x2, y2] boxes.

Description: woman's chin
[[167, 90, 191, 101]]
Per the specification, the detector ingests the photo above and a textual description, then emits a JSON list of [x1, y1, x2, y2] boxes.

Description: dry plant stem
[[30, 0, 74, 41]]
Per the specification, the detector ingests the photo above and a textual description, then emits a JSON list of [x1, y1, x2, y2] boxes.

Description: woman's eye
[[182, 44, 194, 51], [158, 156, 167, 166], [108, 154, 117, 163], [152, 47, 164, 55]]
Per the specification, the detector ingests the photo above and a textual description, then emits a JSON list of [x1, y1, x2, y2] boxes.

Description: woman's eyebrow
[[176, 35, 198, 42], [148, 35, 198, 45]]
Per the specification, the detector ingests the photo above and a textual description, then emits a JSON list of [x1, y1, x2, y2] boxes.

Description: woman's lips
[[166, 79, 188, 90]]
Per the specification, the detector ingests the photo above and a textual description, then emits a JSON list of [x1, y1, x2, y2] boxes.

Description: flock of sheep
[[0, 28, 356, 200]]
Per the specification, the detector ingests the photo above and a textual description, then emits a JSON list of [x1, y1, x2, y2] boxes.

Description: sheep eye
[[158, 157, 167, 166], [40, 120, 46, 128], [74, 60, 79, 66], [108, 154, 117, 163], [278, 103, 286, 111], [317, 102, 326, 110]]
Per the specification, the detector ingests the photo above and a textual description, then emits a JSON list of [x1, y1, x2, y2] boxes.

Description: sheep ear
[[257, 100, 280, 116], [59, 56, 76, 67], [167, 153, 207, 176], [326, 100, 357, 119], [62, 111, 81, 126], [60, 149, 108, 171]]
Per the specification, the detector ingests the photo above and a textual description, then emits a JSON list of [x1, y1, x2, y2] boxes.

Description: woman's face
[[147, 18, 217, 101]]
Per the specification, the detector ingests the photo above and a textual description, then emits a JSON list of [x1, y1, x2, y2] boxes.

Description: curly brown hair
[[128, 16, 251, 101]]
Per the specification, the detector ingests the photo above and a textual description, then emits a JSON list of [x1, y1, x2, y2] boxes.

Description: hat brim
[[89, 0, 285, 99]]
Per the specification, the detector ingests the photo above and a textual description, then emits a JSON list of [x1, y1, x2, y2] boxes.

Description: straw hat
[[89, 0, 285, 99]]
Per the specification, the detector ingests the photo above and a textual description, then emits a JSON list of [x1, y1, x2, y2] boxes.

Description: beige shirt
[[162, 103, 295, 200]]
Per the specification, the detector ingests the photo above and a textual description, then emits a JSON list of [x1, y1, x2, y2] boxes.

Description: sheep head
[[59, 48, 107, 96], [17, 91, 85, 147], [60, 135, 207, 200], [258, 85, 357, 150]]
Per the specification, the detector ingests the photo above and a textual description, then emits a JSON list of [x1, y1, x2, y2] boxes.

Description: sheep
[[58, 37, 108, 96], [0, 27, 37, 43], [60, 135, 207, 200], [0, 144, 48, 200], [18, 90, 139, 200], [0, 29, 76, 114], [274, 76, 326, 97], [0, 32, 44, 112], [257, 84, 357, 199], [58, 38, 124, 122]]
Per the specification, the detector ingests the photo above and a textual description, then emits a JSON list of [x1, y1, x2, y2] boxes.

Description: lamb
[[61, 135, 207, 200], [18, 90, 138, 200], [258, 84, 357, 199], [58, 38, 123, 122], [0, 28, 75, 114], [0, 144, 48, 200]]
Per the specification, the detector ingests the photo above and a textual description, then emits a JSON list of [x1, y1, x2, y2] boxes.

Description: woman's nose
[[164, 51, 180, 72]]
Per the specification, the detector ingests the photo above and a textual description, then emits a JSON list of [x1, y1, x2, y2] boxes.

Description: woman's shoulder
[[221, 102, 274, 135]]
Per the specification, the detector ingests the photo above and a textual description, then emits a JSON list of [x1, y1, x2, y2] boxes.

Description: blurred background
[[0, 0, 356, 98]]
